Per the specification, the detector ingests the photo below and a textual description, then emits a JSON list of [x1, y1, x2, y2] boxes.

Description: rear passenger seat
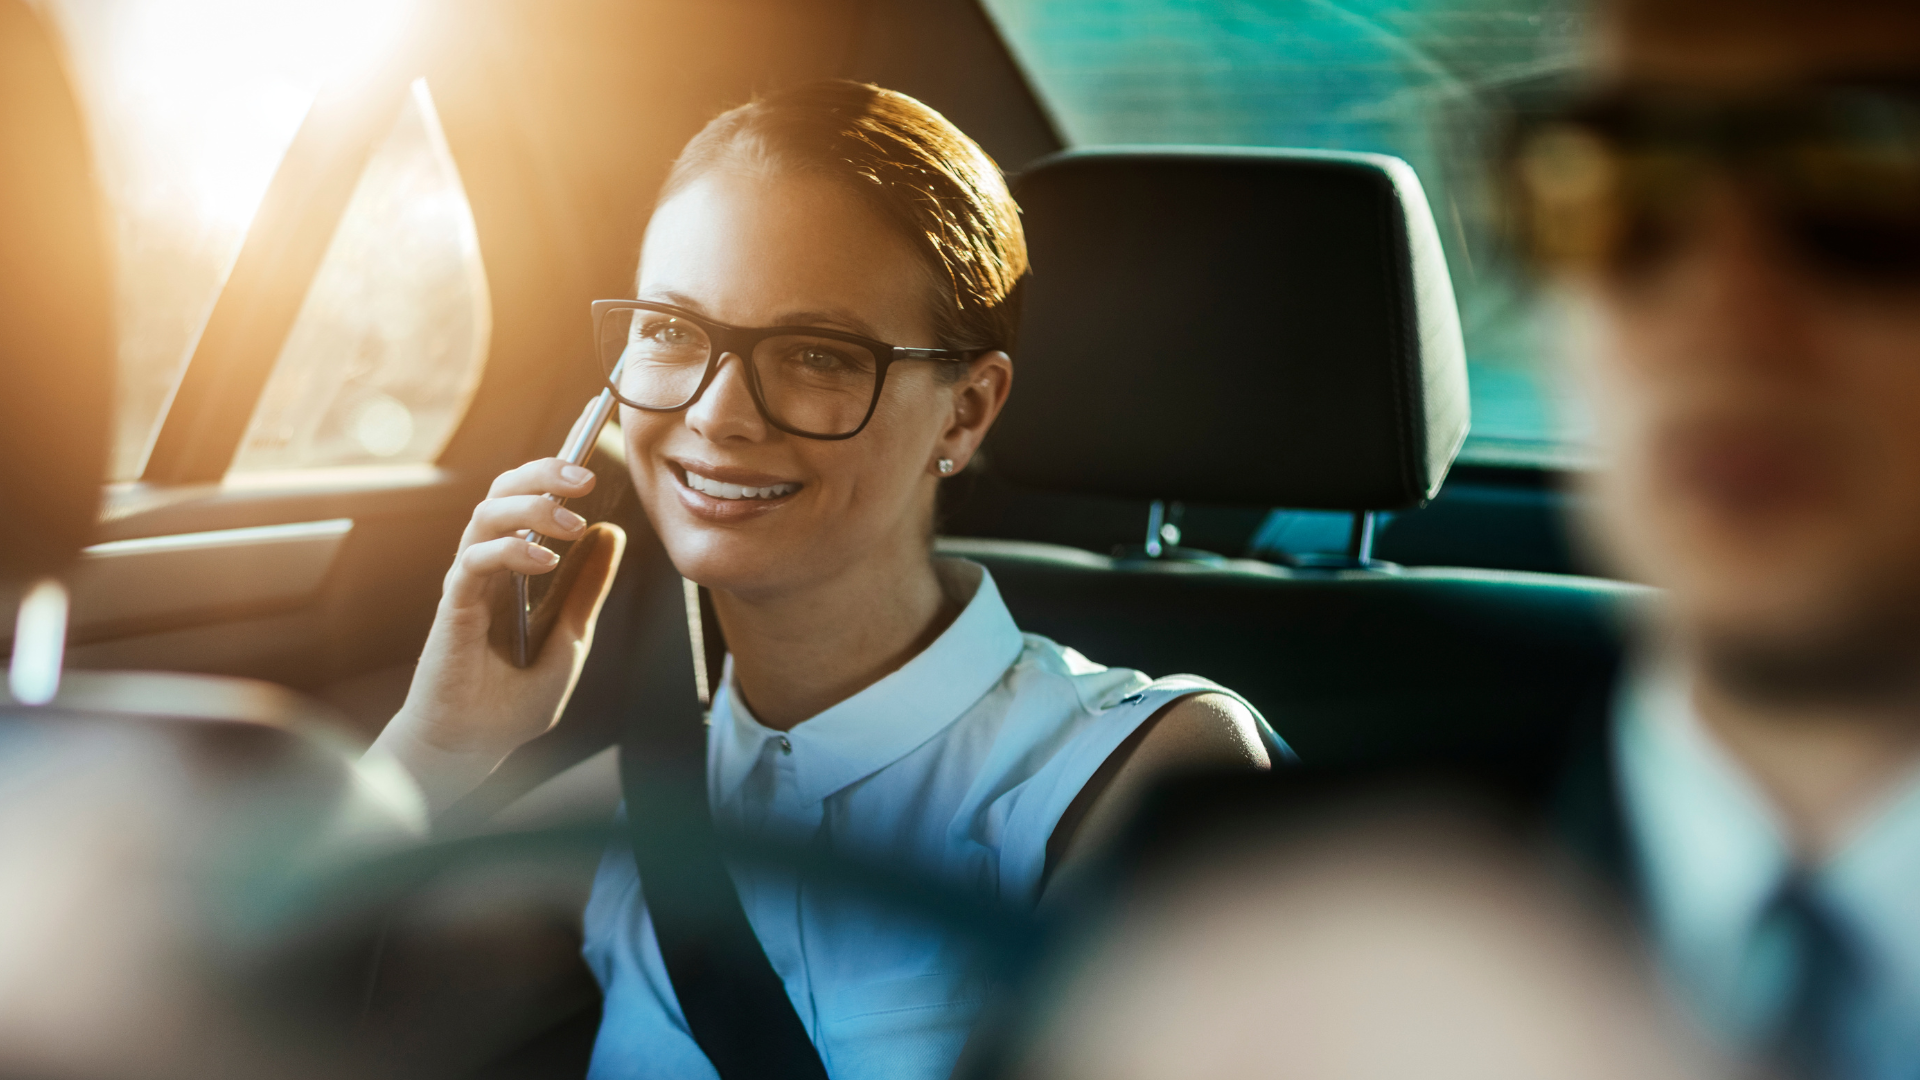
[[944, 147, 1645, 768]]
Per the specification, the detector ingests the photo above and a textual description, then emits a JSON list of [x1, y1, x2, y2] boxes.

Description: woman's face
[[625, 172, 1005, 598]]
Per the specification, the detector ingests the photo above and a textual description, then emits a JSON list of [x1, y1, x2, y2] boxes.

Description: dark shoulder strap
[[616, 533, 828, 1080]]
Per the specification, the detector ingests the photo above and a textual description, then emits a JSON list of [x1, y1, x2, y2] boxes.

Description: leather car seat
[[954, 148, 1643, 768]]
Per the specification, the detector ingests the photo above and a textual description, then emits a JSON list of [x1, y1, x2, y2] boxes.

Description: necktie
[[1763, 875, 1860, 1080]]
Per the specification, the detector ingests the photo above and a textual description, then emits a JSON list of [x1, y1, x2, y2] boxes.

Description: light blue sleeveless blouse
[[581, 562, 1259, 1080]]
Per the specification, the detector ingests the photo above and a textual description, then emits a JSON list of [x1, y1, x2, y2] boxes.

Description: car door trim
[[61, 518, 354, 644]]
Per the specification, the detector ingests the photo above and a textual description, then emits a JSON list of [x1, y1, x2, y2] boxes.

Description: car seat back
[[0, 0, 113, 591], [962, 148, 1632, 765]]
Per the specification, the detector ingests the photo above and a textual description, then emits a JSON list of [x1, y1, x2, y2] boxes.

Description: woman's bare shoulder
[[1129, 692, 1270, 774], [1044, 691, 1271, 898]]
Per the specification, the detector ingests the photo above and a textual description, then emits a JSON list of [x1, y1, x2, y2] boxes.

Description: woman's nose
[[685, 352, 768, 442]]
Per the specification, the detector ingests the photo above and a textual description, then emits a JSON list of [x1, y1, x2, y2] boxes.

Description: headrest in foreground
[[0, 0, 113, 582], [990, 147, 1468, 511]]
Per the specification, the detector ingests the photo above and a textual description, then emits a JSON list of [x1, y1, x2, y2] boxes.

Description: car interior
[[4, 0, 1646, 1075]]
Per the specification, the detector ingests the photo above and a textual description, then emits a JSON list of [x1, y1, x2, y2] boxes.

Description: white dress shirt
[[1616, 666, 1920, 1080], [581, 562, 1259, 1080]]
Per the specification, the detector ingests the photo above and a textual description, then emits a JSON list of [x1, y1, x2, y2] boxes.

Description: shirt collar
[[1616, 663, 1793, 1038], [710, 561, 1026, 807], [1824, 757, 1920, 1043], [1617, 663, 1920, 1049]]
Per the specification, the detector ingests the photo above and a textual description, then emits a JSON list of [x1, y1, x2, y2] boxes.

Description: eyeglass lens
[[597, 307, 881, 437], [1512, 92, 1920, 281]]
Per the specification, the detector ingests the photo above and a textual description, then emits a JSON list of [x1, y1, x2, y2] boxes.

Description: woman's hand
[[370, 459, 626, 816]]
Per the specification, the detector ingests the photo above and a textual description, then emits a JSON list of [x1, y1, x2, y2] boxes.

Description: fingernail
[[562, 465, 592, 485], [527, 541, 560, 566], [553, 507, 586, 532]]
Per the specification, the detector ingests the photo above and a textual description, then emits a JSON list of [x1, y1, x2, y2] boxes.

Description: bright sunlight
[[43, 0, 414, 477]]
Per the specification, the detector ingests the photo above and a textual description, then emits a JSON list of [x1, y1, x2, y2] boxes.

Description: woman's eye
[[636, 320, 693, 347], [799, 346, 846, 370]]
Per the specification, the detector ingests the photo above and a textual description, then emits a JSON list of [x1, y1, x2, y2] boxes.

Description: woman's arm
[[367, 459, 626, 817], [1043, 692, 1270, 898]]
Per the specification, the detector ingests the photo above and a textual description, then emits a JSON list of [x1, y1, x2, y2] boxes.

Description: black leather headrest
[[990, 148, 1469, 512], [0, 0, 113, 583]]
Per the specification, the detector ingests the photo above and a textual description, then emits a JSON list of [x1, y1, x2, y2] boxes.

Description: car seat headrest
[[989, 148, 1469, 512], [0, 0, 114, 585]]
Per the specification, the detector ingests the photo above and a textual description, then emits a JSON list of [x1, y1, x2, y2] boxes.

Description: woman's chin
[[662, 530, 806, 597]]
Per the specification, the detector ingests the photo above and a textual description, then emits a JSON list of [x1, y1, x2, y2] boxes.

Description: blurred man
[[1500, 1, 1920, 1076], [1005, 3, 1920, 1079]]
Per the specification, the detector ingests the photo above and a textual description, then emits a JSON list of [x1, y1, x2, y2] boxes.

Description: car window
[[42, 0, 430, 479], [228, 80, 489, 473], [981, 0, 1594, 466]]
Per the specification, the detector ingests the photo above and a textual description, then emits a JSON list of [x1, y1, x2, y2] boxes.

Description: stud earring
[[937, 458, 955, 475]]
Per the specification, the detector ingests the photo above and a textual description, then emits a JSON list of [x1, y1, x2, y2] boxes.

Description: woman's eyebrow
[[636, 292, 880, 337], [641, 289, 707, 314], [772, 309, 879, 337]]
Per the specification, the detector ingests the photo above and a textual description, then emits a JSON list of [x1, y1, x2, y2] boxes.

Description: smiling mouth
[[678, 467, 801, 501]]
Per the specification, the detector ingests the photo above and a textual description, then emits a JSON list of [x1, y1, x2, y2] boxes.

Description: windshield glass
[[982, 0, 1592, 466]]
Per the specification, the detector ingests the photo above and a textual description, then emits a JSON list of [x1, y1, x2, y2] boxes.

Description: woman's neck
[[714, 546, 969, 731]]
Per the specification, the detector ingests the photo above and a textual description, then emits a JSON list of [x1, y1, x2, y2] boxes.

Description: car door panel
[[69, 518, 352, 643]]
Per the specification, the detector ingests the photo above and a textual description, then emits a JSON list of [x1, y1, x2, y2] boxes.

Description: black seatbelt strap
[[616, 531, 829, 1080]]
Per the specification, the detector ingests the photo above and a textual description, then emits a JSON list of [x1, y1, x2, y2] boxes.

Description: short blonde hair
[[659, 80, 1028, 357]]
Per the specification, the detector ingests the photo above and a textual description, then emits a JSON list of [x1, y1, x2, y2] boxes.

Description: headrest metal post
[[1347, 511, 1377, 565], [1144, 500, 1168, 559]]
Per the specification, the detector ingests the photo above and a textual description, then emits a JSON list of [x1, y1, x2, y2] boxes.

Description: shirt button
[[777, 735, 793, 755]]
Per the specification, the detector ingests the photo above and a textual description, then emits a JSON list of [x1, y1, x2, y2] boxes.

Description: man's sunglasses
[[1502, 78, 1920, 282]]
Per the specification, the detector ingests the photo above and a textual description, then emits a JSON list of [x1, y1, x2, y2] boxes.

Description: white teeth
[[684, 471, 798, 500]]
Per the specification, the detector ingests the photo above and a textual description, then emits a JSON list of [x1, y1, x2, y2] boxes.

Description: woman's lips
[[668, 460, 802, 522]]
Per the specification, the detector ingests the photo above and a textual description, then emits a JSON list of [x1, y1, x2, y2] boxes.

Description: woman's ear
[[932, 351, 1013, 475]]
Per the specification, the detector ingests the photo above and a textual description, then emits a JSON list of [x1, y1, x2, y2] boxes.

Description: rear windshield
[[982, 0, 1592, 467]]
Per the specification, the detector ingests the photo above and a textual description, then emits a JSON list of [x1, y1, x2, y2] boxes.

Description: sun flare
[[62, 0, 415, 234]]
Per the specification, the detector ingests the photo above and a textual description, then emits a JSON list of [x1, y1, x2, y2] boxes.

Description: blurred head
[[1005, 801, 1709, 1080], [621, 81, 1022, 599], [1549, 0, 1920, 701], [0, 711, 422, 1080]]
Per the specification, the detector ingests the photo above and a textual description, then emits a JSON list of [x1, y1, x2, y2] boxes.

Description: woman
[[371, 80, 1274, 1079]]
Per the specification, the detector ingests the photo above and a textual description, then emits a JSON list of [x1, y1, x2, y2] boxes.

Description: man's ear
[[932, 351, 1013, 475]]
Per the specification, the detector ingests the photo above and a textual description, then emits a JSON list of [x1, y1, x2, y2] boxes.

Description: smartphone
[[491, 376, 621, 668]]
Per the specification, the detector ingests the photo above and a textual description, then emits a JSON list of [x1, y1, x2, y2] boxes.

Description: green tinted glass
[[982, 0, 1594, 466]]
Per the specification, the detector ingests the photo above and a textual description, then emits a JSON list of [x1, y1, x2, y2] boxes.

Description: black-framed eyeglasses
[[592, 299, 978, 440], [1501, 78, 1920, 281]]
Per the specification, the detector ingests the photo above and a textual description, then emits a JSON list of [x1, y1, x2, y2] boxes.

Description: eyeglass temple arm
[[894, 347, 972, 361]]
